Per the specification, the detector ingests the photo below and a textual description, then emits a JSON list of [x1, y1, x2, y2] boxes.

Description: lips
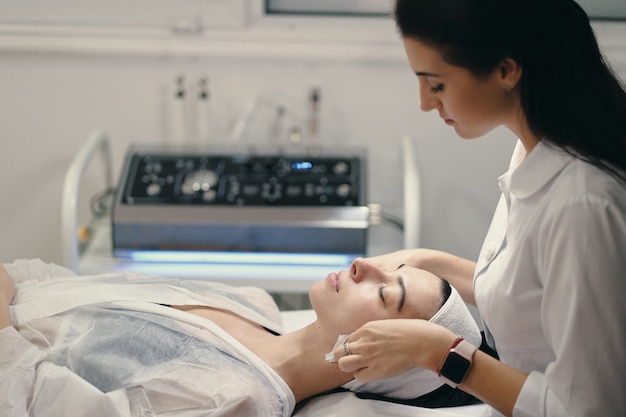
[[327, 272, 339, 292], [439, 112, 454, 125]]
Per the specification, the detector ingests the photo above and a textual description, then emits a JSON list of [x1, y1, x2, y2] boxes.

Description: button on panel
[[121, 153, 363, 207]]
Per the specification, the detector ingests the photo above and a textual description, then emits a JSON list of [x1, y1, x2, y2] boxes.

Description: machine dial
[[333, 161, 349, 175], [336, 183, 351, 198], [146, 183, 162, 196], [182, 170, 219, 195]]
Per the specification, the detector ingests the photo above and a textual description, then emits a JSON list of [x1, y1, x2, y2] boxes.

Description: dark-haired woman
[[334, 1, 626, 416]]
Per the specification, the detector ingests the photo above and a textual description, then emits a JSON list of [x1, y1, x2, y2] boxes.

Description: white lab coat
[[474, 141, 626, 417], [0, 259, 294, 417]]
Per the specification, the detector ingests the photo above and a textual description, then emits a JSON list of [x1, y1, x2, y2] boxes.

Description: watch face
[[440, 352, 471, 384]]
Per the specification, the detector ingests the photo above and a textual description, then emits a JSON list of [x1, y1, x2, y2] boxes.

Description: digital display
[[292, 161, 313, 171]]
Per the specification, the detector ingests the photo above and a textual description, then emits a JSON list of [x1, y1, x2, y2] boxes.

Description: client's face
[[309, 257, 443, 337]]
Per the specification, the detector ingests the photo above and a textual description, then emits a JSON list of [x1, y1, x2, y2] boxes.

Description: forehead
[[402, 37, 448, 73], [398, 266, 443, 319]]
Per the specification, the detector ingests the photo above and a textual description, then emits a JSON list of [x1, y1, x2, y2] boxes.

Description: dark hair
[[395, 0, 626, 182], [440, 278, 452, 308]]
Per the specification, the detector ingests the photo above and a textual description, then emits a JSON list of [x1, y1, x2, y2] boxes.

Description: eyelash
[[430, 83, 444, 93], [379, 264, 405, 306], [378, 283, 386, 305]]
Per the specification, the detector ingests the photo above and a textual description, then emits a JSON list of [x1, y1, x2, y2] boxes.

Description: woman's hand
[[367, 249, 416, 270], [1, 264, 15, 329], [1, 265, 15, 305], [367, 248, 442, 274], [368, 248, 433, 270], [333, 318, 456, 382]]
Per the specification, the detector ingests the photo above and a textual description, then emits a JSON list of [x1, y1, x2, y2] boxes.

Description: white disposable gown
[[0, 259, 295, 417]]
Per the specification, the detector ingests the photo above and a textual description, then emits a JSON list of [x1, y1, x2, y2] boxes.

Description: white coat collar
[[508, 140, 572, 200]]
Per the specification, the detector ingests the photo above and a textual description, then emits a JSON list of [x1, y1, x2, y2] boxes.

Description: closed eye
[[430, 83, 444, 93], [379, 264, 406, 308], [378, 283, 386, 305]]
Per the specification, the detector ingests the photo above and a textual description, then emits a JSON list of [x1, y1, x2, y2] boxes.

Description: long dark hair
[[395, 0, 626, 182]]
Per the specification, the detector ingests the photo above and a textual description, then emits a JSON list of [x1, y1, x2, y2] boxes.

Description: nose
[[350, 257, 388, 283]]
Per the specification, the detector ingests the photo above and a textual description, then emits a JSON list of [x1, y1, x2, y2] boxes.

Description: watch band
[[437, 337, 477, 388]]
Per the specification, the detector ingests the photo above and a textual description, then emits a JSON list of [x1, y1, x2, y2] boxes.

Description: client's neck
[[256, 322, 354, 402]]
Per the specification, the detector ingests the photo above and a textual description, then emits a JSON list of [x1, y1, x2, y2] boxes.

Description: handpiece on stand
[[197, 76, 211, 144], [172, 75, 187, 144], [308, 87, 321, 155]]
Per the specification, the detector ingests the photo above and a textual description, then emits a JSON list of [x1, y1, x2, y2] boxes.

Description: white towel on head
[[342, 286, 481, 399], [430, 285, 482, 347]]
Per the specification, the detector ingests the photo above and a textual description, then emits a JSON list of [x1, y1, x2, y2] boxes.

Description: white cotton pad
[[325, 334, 351, 363]]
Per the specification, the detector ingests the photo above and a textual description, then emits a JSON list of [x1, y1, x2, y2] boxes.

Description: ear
[[498, 57, 522, 89]]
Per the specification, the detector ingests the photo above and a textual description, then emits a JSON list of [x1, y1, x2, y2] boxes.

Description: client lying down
[[0, 258, 481, 417]]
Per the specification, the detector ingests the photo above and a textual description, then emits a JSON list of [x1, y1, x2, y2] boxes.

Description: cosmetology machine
[[111, 143, 369, 263]]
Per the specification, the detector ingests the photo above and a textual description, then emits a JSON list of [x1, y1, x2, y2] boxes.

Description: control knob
[[182, 170, 219, 195]]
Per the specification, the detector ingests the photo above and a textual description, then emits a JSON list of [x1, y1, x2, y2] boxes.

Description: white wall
[[0, 15, 624, 268]]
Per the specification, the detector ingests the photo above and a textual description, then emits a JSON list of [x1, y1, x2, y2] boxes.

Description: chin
[[454, 129, 486, 139], [454, 124, 496, 139], [307, 281, 324, 312]]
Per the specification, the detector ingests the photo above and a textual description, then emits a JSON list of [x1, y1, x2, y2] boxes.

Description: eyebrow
[[415, 71, 442, 78], [392, 264, 408, 312], [397, 276, 406, 312]]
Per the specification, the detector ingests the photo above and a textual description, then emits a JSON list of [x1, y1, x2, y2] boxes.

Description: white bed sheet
[[279, 310, 502, 417]]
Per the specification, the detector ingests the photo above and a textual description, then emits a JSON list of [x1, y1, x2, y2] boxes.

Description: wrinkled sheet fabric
[[1, 259, 294, 417]]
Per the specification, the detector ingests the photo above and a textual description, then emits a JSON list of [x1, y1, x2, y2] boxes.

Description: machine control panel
[[119, 152, 364, 207]]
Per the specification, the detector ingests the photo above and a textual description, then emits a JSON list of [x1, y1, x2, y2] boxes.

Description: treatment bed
[[2, 260, 500, 417]]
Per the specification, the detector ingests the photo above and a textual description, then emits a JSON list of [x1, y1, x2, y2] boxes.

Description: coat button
[[484, 242, 497, 262]]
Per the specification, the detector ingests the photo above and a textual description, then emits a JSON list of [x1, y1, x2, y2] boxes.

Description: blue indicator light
[[292, 161, 313, 170]]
